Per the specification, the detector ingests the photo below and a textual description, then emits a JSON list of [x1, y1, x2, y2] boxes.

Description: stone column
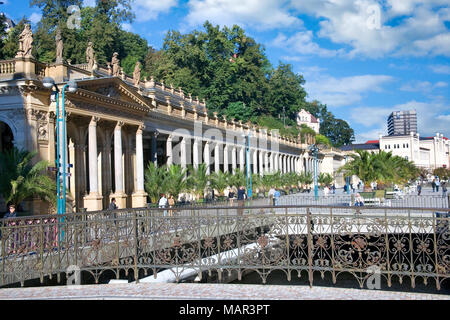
[[180, 137, 187, 169], [151, 131, 158, 166], [193, 138, 200, 169], [270, 152, 275, 173], [223, 144, 229, 173], [239, 146, 245, 172], [264, 151, 269, 174], [252, 149, 258, 175], [274, 153, 279, 172], [166, 135, 173, 166], [111, 121, 127, 209], [232, 146, 237, 172], [132, 125, 147, 207], [204, 141, 211, 175], [214, 143, 220, 173], [287, 155, 291, 173], [259, 150, 264, 176], [83, 117, 103, 211]]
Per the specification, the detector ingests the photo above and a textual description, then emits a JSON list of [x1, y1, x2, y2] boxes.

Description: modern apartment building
[[387, 110, 417, 136]]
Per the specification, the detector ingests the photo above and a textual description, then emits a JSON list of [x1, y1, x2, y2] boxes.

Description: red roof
[[365, 140, 379, 144], [310, 114, 319, 123]]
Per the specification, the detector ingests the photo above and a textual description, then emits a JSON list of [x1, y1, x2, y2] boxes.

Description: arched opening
[[0, 121, 14, 153]]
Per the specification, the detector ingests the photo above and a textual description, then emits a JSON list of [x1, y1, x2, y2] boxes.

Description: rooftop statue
[[17, 24, 33, 58], [55, 29, 63, 63], [133, 61, 141, 86], [86, 42, 95, 71], [111, 52, 120, 77]]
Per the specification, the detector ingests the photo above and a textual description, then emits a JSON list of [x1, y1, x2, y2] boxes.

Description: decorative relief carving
[[95, 85, 121, 98], [37, 122, 48, 141], [68, 100, 142, 121]]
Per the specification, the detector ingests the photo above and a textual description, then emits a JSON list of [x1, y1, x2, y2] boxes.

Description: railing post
[[306, 207, 313, 287], [1, 220, 5, 286], [133, 210, 139, 283]]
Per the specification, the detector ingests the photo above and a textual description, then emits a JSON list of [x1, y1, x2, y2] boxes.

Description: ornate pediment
[[75, 77, 151, 111]]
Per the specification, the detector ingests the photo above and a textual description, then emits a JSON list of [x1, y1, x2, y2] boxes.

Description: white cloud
[[429, 64, 450, 75], [355, 126, 387, 143], [29, 12, 42, 25], [400, 80, 448, 93], [185, 0, 302, 30], [121, 23, 133, 32], [351, 100, 450, 140], [290, 0, 450, 58], [304, 74, 394, 107], [133, 0, 179, 22], [273, 32, 343, 58]]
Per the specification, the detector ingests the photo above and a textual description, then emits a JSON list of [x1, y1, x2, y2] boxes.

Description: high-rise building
[[387, 110, 417, 136]]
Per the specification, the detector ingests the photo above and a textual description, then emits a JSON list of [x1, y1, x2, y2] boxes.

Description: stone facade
[[0, 57, 328, 214]]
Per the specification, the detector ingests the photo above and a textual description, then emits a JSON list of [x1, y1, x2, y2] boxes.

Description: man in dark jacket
[[4, 204, 17, 218], [237, 186, 246, 215]]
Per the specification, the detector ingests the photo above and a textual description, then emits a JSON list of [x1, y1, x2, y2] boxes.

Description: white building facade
[[296, 109, 320, 134]]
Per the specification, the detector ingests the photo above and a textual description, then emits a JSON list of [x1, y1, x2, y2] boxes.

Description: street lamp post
[[345, 155, 350, 194], [42, 77, 77, 216], [309, 144, 319, 200], [242, 133, 252, 201]]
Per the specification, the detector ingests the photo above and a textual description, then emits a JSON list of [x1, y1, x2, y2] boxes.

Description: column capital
[[115, 121, 124, 130], [90, 116, 100, 126], [137, 124, 145, 134]]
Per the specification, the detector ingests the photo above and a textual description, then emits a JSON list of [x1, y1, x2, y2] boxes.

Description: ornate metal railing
[[0, 205, 449, 290]]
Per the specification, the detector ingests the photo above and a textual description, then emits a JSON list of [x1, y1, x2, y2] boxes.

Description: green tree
[[209, 171, 230, 196], [0, 147, 57, 209], [188, 164, 209, 199], [163, 164, 188, 201]]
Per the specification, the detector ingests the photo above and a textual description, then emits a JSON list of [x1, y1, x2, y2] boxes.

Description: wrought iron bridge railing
[[0, 204, 449, 290]]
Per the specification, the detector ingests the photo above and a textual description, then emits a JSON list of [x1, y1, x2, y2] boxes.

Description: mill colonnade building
[[0, 54, 344, 214]]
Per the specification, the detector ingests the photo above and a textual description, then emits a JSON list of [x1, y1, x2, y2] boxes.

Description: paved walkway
[[1, 283, 449, 300]]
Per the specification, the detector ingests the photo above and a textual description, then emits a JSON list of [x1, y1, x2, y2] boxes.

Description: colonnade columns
[[193, 138, 200, 169], [270, 152, 274, 173], [132, 125, 147, 208], [180, 137, 187, 169], [83, 117, 103, 211], [259, 150, 264, 176], [151, 131, 158, 166], [287, 156, 291, 173], [223, 144, 229, 173], [252, 149, 258, 175], [264, 152, 269, 174], [232, 146, 237, 172], [111, 121, 127, 209], [239, 146, 245, 172], [214, 143, 220, 173], [166, 135, 173, 166], [204, 141, 211, 175]]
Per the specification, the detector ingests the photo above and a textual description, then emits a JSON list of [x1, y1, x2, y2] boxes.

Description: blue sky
[[3, 0, 449, 142]]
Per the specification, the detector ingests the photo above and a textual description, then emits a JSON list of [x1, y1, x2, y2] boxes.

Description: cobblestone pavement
[[0, 283, 449, 300]]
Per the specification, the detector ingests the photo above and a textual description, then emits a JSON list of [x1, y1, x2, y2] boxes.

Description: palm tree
[[0, 147, 57, 209], [209, 171, 230, 197], [163, 164, 188, 201], [229, 168, 246, 189], [337, 150, 382, 190], [144, 162, 167, 204], [318, 173, 334, 186], [188, 164, 209, 200]]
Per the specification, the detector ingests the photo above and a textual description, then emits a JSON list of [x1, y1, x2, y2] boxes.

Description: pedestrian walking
[[323, 185, 329, 196], [3, 204, 17, 218], [237, 186, 246, 215], [108, 198, 118, 210], [3, 204, 18, 253], [268, 186, 276, 206], [332, 184, 336, 194], [158, 194, 168, 216], [432, 179, 436, 192], [417, 184, 422, 196], [274, 189, 281, 206], [436, 178, 440, 192], [168, 194, 175, 216], [228, 188, 235, 206], [343, 184, 347, 193], [442, 182, 447, 198]]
